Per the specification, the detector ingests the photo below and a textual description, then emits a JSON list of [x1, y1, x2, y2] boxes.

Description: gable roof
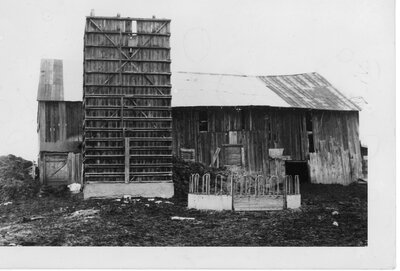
[[172, 72, 360, 111]]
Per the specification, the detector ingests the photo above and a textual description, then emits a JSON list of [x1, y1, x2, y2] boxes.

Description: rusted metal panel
[[258, 73, 361, 111], [37, 59, 64, 101]]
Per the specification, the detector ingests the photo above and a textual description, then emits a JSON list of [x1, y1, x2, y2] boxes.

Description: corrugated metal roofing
[[171, 72, 290, 108], [258, 72, 361, 111], [172, 72, 360, 111]]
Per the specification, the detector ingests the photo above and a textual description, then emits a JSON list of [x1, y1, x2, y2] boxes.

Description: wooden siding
[[172, 107, 362, 185], [37, 59, 64, 101], [172, 107, 308, 174], [37, 101, 82, 153], [83, 17, 172, 183], [309, 111, 362, 184]]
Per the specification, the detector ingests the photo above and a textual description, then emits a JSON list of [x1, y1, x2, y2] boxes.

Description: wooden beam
[[125, 137, 130, 183]]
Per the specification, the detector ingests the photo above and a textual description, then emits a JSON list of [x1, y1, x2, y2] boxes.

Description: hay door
[[44, 153, 69, 186]]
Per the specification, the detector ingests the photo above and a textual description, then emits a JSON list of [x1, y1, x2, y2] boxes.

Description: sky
[[0, 0, 395, 160]]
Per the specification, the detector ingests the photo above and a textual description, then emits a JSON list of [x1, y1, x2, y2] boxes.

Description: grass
[[0, 182, 367, 246]]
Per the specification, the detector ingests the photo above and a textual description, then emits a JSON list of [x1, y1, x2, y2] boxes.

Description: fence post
[[283, 175, 287, 209], [189, 175, 192, 193], [295, 175, 300, 194]]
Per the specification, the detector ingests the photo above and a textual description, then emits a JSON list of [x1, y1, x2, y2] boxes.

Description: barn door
[[44, 153, 69, 185]]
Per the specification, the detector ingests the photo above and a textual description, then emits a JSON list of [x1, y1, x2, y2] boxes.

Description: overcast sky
[[0, 0, 394, 160]]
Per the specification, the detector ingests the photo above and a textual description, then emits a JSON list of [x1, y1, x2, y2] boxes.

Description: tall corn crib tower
[[82, 16, 173, 198]]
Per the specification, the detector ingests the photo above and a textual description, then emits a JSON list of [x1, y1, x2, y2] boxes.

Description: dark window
[[199, 111, 208, 132], [306, 112, 315, 153], [240, 109, 245, 130]]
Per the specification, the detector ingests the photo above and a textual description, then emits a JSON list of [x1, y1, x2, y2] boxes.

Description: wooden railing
[[189, 173, 300, 196]]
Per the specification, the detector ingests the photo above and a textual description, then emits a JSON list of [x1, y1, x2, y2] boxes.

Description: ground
[[0, 182, 367, 246]]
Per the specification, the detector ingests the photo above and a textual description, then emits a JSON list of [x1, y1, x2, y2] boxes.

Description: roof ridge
[[175, 71, 248, 77], [175, 71, 320, 77]]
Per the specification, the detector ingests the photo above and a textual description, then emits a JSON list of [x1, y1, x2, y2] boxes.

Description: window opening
[[306, 112, 315, 153], [199, 111, 208, 132]]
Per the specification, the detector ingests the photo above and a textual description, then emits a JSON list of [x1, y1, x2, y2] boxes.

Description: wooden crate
[[83, 16, 172, 183]]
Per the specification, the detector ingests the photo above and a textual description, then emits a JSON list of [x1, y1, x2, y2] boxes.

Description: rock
[[69, 209, 99, 218]]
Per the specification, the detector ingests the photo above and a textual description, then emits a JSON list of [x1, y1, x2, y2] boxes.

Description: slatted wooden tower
[[83, 15, 172, 194]]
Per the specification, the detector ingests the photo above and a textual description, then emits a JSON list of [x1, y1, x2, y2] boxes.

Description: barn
[[36, 15, 363, 198], [172, 72, 362, 185]]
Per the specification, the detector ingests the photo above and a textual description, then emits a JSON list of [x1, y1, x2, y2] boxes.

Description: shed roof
[[172, 72, 360, 111]]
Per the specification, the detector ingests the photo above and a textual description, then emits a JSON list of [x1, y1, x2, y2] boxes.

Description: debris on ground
[[67, 183, 81, 194], [0, 202, 12, 206], [68, 209, 99, 218], [21, 216, 45, 223], [171, 216, 195, 221], [332, 211, 339, 216], [122, 195, 132, 203], [332, 221, 339, 227]]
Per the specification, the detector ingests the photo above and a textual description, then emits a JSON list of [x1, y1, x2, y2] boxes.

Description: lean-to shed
[[37, 59, 83, 186], [171, 72, 362, 185]]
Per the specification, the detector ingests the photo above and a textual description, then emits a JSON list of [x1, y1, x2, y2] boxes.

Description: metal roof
[[172, 72, 360, 111]]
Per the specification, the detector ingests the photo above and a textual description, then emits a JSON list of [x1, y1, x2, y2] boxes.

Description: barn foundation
[[83, 182, 174, 199]]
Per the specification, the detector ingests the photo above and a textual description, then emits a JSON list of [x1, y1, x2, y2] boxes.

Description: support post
[[283, 176, 287, 209], [125, 137, 130, 183]]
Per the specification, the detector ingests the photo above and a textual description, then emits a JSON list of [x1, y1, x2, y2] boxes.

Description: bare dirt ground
[[0, 182, 367, 246]]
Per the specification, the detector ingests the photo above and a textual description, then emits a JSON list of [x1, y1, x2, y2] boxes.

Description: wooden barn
[[37, 59, 83, 186], [82, 15, 173, 198], [172, 72, 362, 185]]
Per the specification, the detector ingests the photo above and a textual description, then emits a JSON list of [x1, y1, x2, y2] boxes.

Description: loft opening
[[199, 110, 208, 132]]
